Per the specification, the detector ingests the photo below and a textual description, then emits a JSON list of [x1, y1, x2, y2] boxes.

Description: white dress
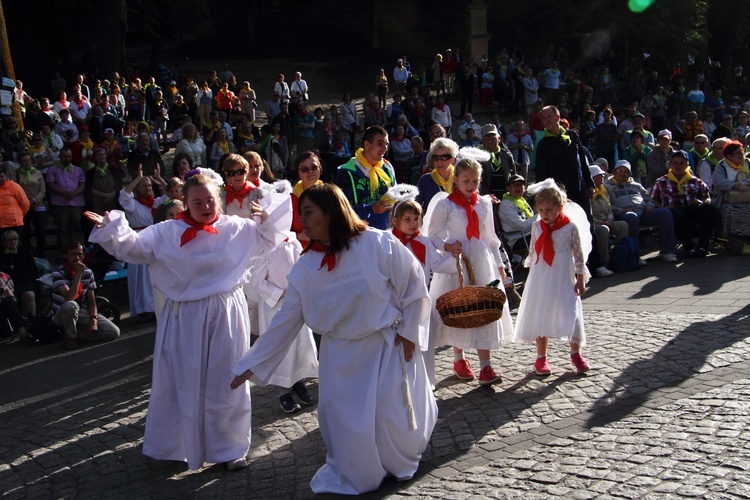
[[89, 210, 276, 469], [514, 219, 587, 345], [234, 229, 437, 495], [241, 231, 318, 389], [427, 195, 514, 350], [387, 229, 454, 387], [118, 189, 155, 316]]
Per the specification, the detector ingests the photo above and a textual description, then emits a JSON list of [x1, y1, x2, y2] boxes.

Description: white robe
[[427, 195, 514, 350], [387, 229, 454, 387], [234, 229, 437, 495], [89, 210, 276, 469], [241, 231, 318, 389], [118, 189, 155, 315]]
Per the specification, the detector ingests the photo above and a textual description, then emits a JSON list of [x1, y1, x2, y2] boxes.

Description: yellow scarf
[[355, 148, 392, 197], [78, 138, 94, 150], [726, 158, 750, 178], [26, 144, 45, 155], [667, 167, 693, 194], [430, 165, 454, 193], [293, 179, 323, 198], [594, 184, 609, 203], [217, 140, 230, 154]]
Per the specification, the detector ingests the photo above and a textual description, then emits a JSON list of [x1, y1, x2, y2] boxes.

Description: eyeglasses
[[433, 154, 453, 161], [298, 164, 320, 173], [430, 132, 443, 138], [225, 169, 246, 177]]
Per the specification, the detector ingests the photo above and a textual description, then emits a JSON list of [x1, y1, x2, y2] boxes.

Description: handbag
[[727, 190, 750, 204]]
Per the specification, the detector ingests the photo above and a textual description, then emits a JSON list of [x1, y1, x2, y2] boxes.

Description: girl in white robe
[[232, 184, 437, 495], [426, 158, 514, 386], [86, 171, 276, 471], [388, 199, 453, 388]]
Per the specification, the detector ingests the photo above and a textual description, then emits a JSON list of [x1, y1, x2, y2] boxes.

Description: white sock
[[480, 359, 491, 369], [537, 355, 546, 359], [453, 351, 464, 362], [571, 350, 580, 356]]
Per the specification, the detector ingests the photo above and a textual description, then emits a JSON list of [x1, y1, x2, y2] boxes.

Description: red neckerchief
[[307, 241, 336, 271], [393, 228, 426, 264], [62, 262, 84, 301], [448, 190, 480, 240], [136, 195, 156, 216], [75, 96, 85, 111], [435, 103, 446, 112], [225, 181, 256, 208], [534, 213, 571, 266], [176, 210, 219, 247]]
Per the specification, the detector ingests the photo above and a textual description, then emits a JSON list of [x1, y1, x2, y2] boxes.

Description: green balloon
[[628, 0, 655, 13]]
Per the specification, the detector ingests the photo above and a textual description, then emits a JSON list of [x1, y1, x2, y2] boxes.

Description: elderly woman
[[209, 127, 235, 171], [171, 152, 193, 180], [388, 124, 414, 182], [589, 164, 633, 275], [14, 153, 46, 258], [416, 137, 458, 211], [0, 161, 30, 238], [232, 183, 437, 495], [711, 140, 750, 249], [290, 151, 323, 244], [174, 123, 206, 168]]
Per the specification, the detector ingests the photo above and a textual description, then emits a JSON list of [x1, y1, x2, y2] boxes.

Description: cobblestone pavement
[[1, 253, 749, 498]]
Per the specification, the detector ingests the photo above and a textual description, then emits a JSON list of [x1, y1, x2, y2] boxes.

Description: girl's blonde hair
[[534, 186, 566, 208], [453, 157, 483, 180]]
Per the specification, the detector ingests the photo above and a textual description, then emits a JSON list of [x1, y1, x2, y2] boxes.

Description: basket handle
[[455, 253, 476, 287]]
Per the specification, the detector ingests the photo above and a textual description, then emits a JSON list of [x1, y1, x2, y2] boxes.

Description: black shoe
[[279, 393, 301, 414], [291, 381, 315, 406]]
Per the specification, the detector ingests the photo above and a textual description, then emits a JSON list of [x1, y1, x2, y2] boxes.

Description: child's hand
[[249, 201, 268, 222], [574, 274, 586, 296], [498, 266, 507, 281], [230, 370, 253, 389], [395, 334, 415, 361], [444, 241, 462, 257]]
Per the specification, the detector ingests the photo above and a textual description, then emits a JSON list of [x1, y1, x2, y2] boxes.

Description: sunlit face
[[185, 184, 219, 224], [693, 137, 708, 153], [592, 173, 605, 188], [455, 169, 480, 198], [65, 244, 85, 267], [297, 156, 321, 189], [177, 158, 191, 178], [136, 178, 153, 198], [536, 200, 562, 225], [432, 148, 454, 175], [482, 132, 499, 150], [613, 166, 630, 184], [168, 183, 183, 200], [725, 148, 744, 165], [541, 108, 560, 130], [669, 156, 689, 177], [393, 210, 420, 237], [508, 180, 525, 198], [224, 163, 249, 190], [363, 133, 389, 161], [298, 197, 330, 243], [246, 156, 262, 183]]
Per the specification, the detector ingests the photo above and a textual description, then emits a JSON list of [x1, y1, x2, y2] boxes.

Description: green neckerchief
[[4, 248, 17, 254], [544, 127, 571, 146], [689, 147, 709, 161], [502, 192, 533, 219], [95, 164, 108, 177], [257, 133, 272, 156], [20, 166, 37, 184], [58, 161, 73, 173], [161, 197, 173, 206], [706, 153, 720, 167]]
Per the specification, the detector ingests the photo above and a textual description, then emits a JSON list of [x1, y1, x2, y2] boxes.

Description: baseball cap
[[593, 158, 609, 168], [480, 124, 499, 137], [671, 150, 690, 160], [658, 129, 672, 139], [508, 174, 526, 184]]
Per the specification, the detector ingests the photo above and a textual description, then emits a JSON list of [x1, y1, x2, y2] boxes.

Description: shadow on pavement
[[585, 303, 750, 429]]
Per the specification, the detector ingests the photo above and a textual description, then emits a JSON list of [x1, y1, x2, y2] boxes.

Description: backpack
[[609, 237, 640, 272]]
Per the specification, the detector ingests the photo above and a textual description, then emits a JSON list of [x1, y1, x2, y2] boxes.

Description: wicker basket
[[436, 254, 506, 329]]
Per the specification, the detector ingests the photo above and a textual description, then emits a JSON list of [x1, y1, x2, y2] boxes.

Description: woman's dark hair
[[294, 150, 320, 171], [722, 140, 744, 158], [299, 183, 367, 256], [171, 153, 193, 178], [260, 158, 277, 183], [630, 130, 644, 141]]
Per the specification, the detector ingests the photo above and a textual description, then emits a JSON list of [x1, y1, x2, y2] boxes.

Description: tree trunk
[[0, 0, 23, 128]]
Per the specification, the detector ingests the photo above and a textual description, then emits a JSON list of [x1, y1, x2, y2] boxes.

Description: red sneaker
[[453, 359, 475, 380], [478, 365, 502, 386], [534, 356, 551, 376], [571, 353, 590, 374]]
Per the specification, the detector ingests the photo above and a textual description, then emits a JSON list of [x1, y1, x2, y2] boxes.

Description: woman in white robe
[[232, 184, 437, 495], [86, 171, 276, 471]]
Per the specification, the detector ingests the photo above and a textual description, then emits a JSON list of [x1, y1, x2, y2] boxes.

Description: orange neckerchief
[[176, 211, 219, 247], [62, 262, 84, 301], [393, 228, 425, 264], [535, 213, 571, 266], [448, 190, 480, 240], [225, 181, 256, 208]]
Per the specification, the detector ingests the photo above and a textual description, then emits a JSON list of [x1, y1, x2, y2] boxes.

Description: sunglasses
[[225, 169, 246, 177], [433, 154, 453, 161], [299, 164, 320, 173]]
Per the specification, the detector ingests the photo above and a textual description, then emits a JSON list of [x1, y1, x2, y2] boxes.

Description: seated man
[[51, 241, 120, 349], [604, 160, 680, 262], [498, 174, 534, 251], [650, 150, 718, 258], [0, 230, 37, 317], [0, 271, 34, 346]]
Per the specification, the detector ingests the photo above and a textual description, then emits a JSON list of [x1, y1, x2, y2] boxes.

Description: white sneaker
[[595, 266, 614, 277], [638, 258, 647, 266], [662, 253, 678, 263]]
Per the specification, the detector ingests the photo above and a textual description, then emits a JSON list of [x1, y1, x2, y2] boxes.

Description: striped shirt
[[51, 265, 96, 313]]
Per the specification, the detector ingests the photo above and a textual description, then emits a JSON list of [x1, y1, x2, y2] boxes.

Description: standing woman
[[0, 162, 30, 239], [85, 171, 276, 471], [174, 123, 206, 168], [340, 93, 359, 149], [239, 81, 257, 123], [290, 151, 324, 244], [209, 127, 235, 171], [232, 183, 437, 495], [375, 69, 389, 109]]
